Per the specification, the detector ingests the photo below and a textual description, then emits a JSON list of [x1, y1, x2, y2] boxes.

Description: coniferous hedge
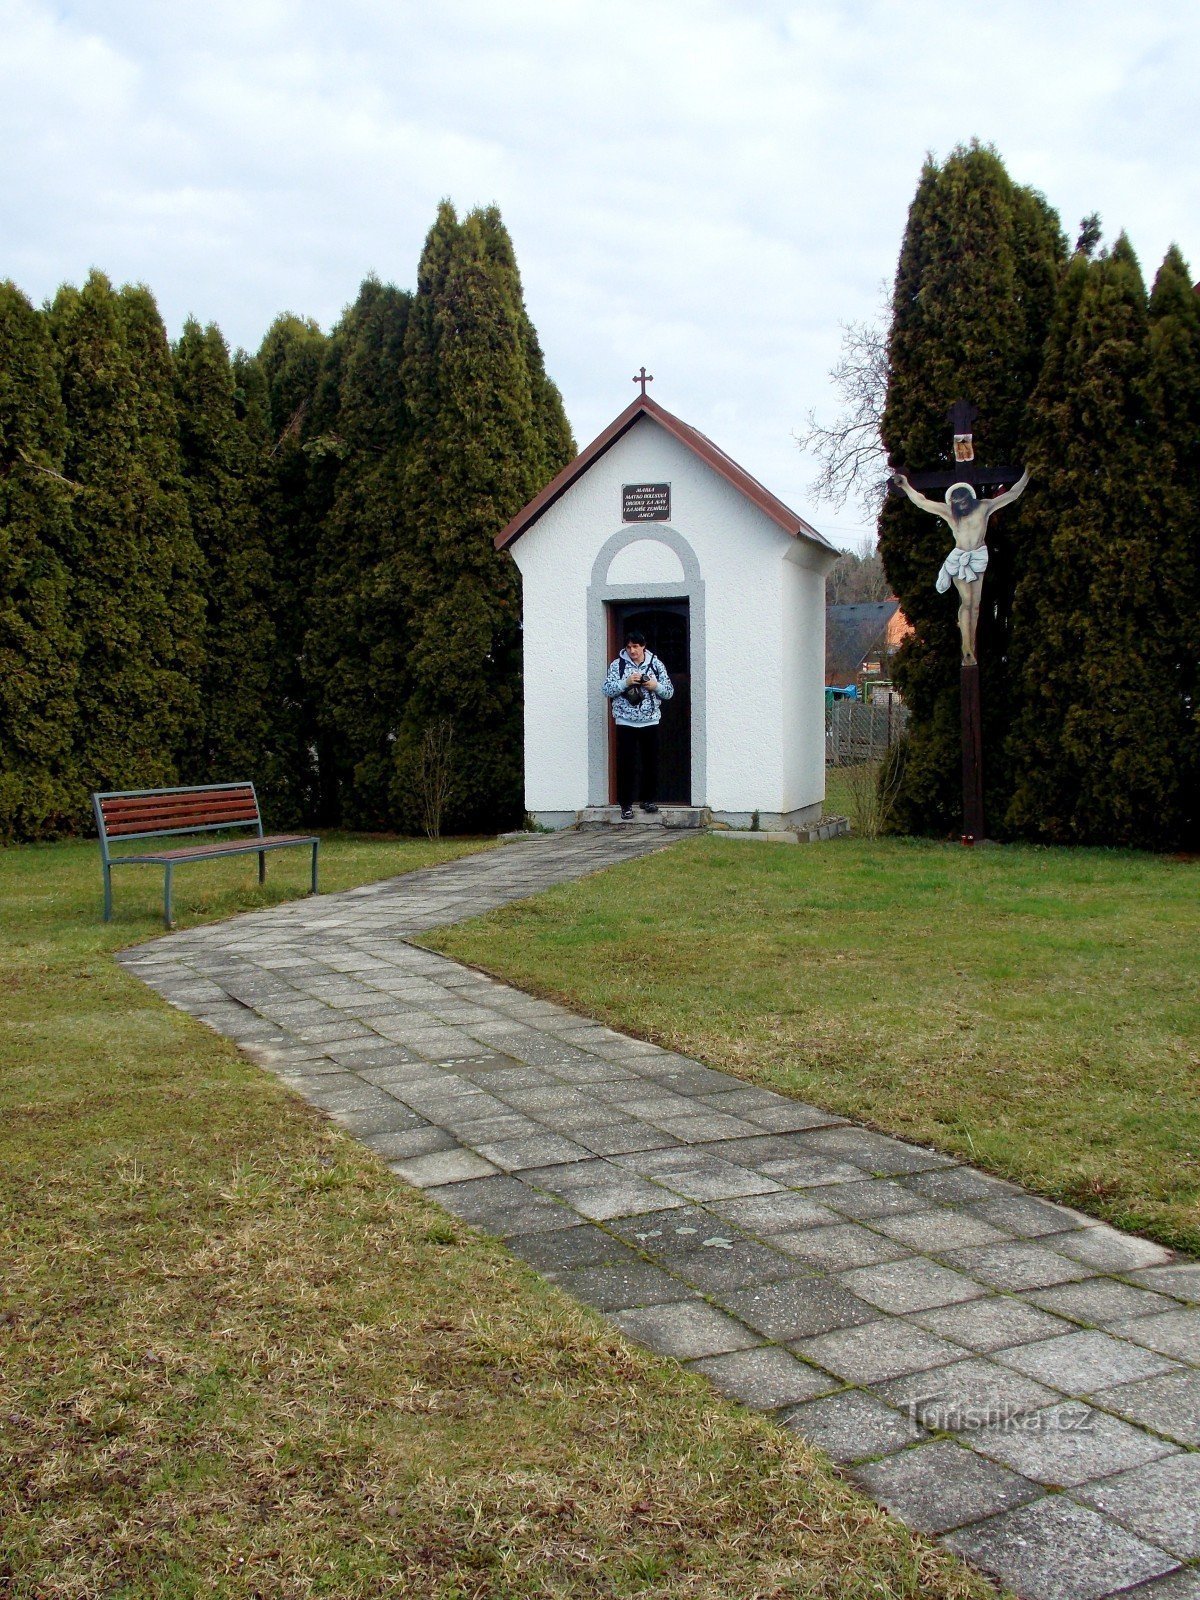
[[881, 144, 1199, 848], [0, 205, 571, 841]]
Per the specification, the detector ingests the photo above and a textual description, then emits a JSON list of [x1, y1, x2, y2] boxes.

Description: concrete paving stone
[[1118, 1571, 1200, 1600], [780, 1388, 927, 1464], [840, 1258, 989, 1315], [690, 1345, 841, 1409], [756, 1154, 875, 1189], [569, 1122, 682, 1157], [771, 1222, 910, 1271], [1072, 1453, 1200, 1559], [698, 1087, 788, 1114], [941, 1240, 1095, 1292], [971, 1401, 1179, 1486], [389, 1148, 497, 1187], [473, 1133, 594, 1173], [993, 1329, 1181, 1392], [649, 1113, 766, 1144], [363, 1126, 457, 1161], [491, 1036, 605, 1069], [522, 1161, 687, 1223], [1122, 1265, 1200, 1304], [710, 1191, 844, 1234], [291, 1020, 376, 1043], [322, 1041, 421, 1069], [555, 1260, 687, 1312], [902, 1168, 1024, 1205], [1053, 1227, 1176, 1274], [805, 1178, 938, 1220], [870, 1207, 1013, 1253], [546, 1057, 638, 1085], [791, 1127, 957, 1176], [459, 1062, 550, 1090], [333, 1103, 430, 1137], [503, 1085, 602, 1113], [741, 1101, 848, 1134], [1024, 1279, 1180, 1326], [426, 1173, 592, 1236], [505, 1224, 639, 1273], [607, 1207, 732, 1250], [651, 1160, 782, 1204], [967, 1196, 1102, 1240], [945, 1494, 1179, 1600], [911, 1296, 1079, 1353], [1108, 1309, 1200, 1363], [698, 1132, 831, 1167], [725, 1275, 878, 1341], [613, 1300, 762, 1361], [851, 1438, 1040, 1535], [880, 1357, 1062, 1432], [302, 1082, 391, 1112], [1092, 1368, 1200, 1446], [450, 1114, 545, 1145], [794, 1318, 967, 1384], [669, 1238, 806, 1295]]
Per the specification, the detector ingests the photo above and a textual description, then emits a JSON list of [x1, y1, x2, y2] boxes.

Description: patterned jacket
[[603, 649, 674, 728]]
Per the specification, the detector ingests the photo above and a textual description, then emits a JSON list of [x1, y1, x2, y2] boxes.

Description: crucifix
[[632, 366, 653, 396], [890, 400, 1030, 843]]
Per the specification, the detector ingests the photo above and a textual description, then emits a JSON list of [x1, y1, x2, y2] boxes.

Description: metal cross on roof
[[632, 366, 653, 396]]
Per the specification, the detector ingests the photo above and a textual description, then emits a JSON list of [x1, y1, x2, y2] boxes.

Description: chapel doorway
[[607, 600, 691, 805]]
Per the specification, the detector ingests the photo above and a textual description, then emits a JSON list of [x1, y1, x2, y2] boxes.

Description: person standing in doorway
[[603, 630, 674, 820]]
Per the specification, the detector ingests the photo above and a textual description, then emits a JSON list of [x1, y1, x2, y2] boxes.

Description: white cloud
[[2, 0, 1197, 546]]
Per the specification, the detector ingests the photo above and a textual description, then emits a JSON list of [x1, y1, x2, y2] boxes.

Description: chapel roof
[[494, 393, 833, 553]]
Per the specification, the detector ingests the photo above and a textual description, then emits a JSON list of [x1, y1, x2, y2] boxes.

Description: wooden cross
[[632, 366, 653, 397]]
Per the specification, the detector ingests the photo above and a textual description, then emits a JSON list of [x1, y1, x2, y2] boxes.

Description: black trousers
[[616, 724, 659, 810]]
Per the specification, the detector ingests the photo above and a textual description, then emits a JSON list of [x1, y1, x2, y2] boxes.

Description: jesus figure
[[891, 468, 1030, 665]]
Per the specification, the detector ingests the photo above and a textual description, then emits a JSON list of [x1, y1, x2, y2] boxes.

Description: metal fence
[[825, 698, 910, 766]]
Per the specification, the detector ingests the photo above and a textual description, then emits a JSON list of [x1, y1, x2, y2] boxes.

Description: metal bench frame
[[93, 782, 319, 927]]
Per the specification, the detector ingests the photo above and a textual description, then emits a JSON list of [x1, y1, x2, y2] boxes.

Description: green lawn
[[428, 833, 1200, 1255], [1, 835, 987, 1600]]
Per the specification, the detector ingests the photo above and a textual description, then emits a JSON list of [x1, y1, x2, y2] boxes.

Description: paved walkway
[[121, 830, 1200, 1600]]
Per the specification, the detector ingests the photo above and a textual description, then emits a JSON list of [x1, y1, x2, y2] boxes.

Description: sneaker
[[640, 802, 660, 814], [620, 807, 634, 820]]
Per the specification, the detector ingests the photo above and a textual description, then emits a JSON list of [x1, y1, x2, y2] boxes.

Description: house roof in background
[[826, 600, 900, 682], [495, 393, 833, 552]]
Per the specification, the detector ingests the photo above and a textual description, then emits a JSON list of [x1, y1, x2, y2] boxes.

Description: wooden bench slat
[[119, 834, 318, 862], [104, 810, 260, 835]]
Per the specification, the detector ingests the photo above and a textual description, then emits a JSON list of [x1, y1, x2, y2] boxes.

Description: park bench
[[93, 783, 319, 927]]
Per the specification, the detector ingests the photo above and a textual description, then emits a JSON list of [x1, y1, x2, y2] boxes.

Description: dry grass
[[1, 835, 991, 1599]]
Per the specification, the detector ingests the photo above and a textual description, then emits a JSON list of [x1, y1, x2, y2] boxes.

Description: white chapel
[[495, 390, 838, 830]]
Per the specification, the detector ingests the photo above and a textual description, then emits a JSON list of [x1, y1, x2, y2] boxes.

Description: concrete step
[[577, 805, 711, 830]]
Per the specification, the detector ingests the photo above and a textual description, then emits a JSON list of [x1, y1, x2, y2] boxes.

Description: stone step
[[577, 805, 711, 830]]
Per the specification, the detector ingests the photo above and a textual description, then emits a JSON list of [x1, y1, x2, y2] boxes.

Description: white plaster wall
[[510, 415, 828, 818], [606, 538, 686, 585]]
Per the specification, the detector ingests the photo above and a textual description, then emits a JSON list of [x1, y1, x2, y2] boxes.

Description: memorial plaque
[[622, 482, 671, 522]]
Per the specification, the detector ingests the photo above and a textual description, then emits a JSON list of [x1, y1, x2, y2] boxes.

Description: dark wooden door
[[608, 601, 691, 804]]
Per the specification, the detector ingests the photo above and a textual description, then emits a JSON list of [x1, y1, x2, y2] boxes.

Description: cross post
[[632, 366, 653, 397]]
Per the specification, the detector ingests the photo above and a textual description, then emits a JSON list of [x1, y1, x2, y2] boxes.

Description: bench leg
[[258, 849, 266, 885], [311, 839, 320, 895], [102, 863, 112, 922], [163, 863, 174, 929]]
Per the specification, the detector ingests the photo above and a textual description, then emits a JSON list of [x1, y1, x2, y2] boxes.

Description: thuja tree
[[49, 272, 203, 800], [303, 278, 414, 827], [255, 313, 334, 822], [174, 318, 277, 789], [1146, 246, 1200, 841], [0, 282, 80, 838], [394, 202, 574, 832], [878, 144, 1064, 834], [1006, 238, 1192, 847]]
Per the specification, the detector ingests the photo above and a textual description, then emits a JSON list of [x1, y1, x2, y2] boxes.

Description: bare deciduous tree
[[795, 285, 891, 521], [417, 719, 456, 840]]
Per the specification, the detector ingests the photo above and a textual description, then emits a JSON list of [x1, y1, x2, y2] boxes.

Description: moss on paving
[[1, 836, 989, 1599], [429, 833, 1200, 1255]]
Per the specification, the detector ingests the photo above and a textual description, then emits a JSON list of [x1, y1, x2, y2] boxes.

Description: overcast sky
[[3, 1, 1198, 548]]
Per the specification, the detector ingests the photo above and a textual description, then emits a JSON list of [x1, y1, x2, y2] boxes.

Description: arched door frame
[[586, 526, 706, 808]]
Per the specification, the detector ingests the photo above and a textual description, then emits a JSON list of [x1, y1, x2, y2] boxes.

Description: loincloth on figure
[[936, 544, 988, 594]]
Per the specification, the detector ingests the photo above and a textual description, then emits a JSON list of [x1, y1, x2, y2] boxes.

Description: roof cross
[[632, 366, 653, 397]]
